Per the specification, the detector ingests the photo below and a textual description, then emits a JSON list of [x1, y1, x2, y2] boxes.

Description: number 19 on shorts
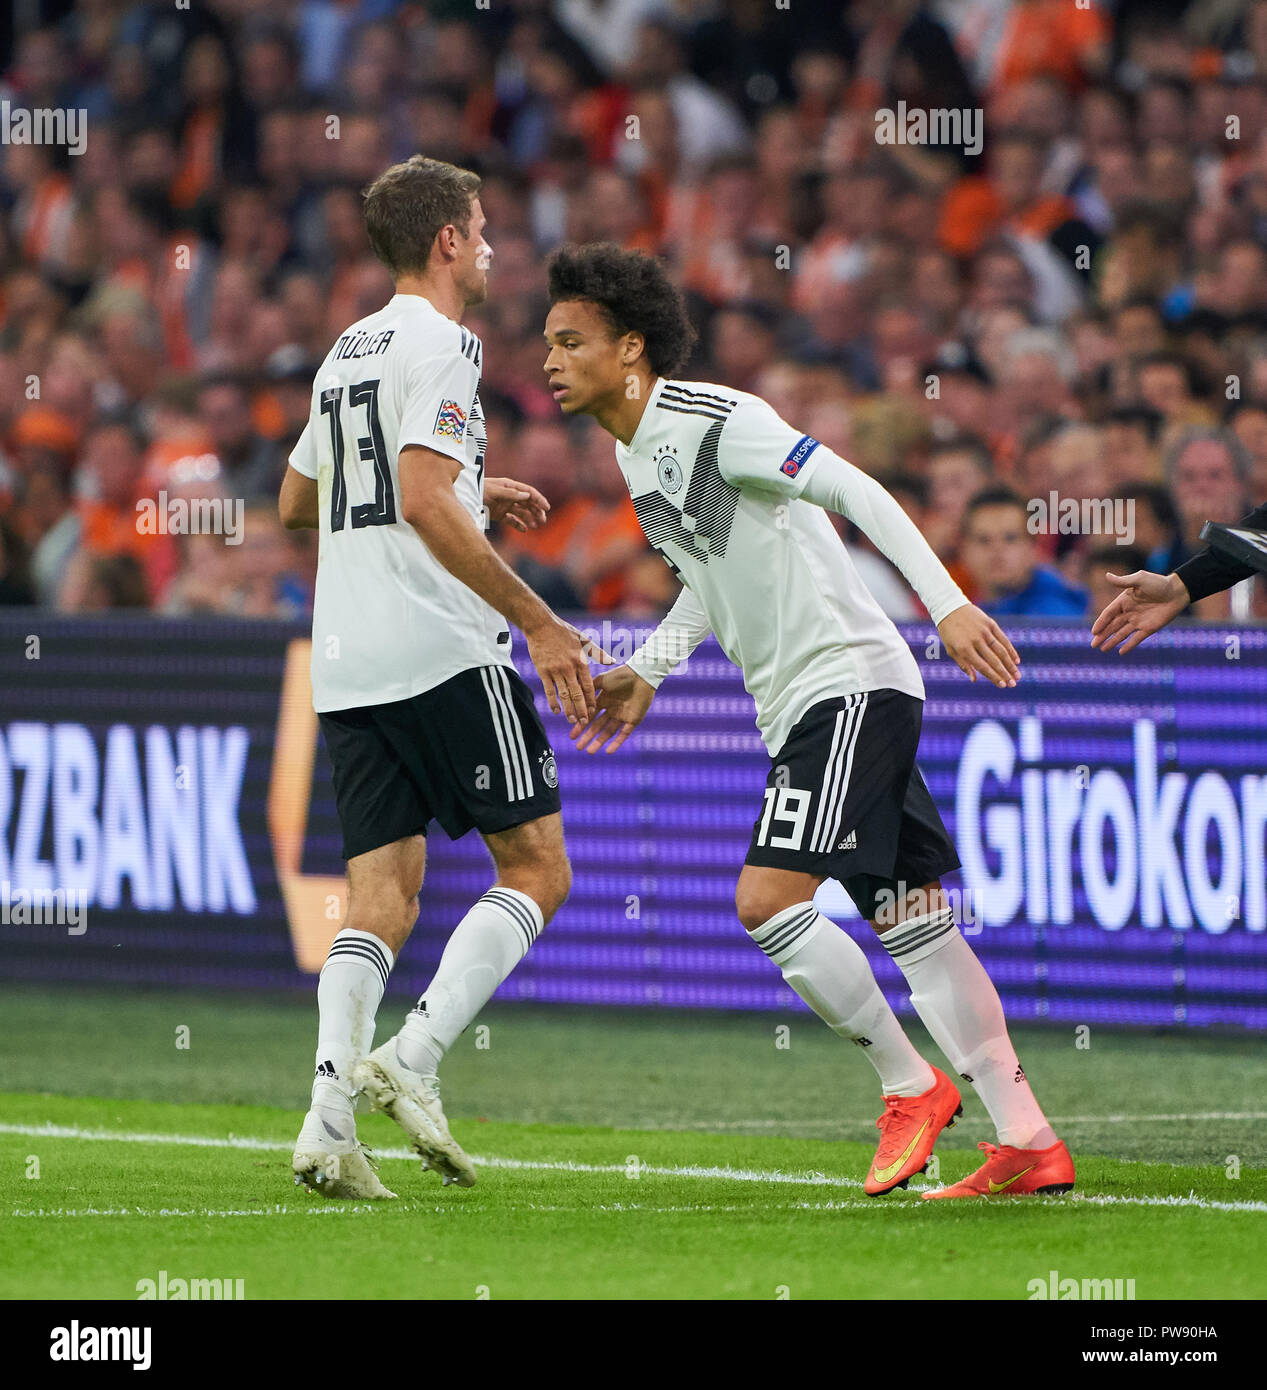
[[756, 786, 811, 850]]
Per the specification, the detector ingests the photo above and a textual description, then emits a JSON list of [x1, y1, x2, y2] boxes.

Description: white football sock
[[299, 928, 394, 1147], [390, 887, 544, 1077], [881, 908, 1056, 1149], [749, 903, 936, 1097]]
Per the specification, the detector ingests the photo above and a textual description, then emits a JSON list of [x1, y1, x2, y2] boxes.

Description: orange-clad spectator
[[170, 34, 253, 210], [571, 81, 630, 167], [570, 169, 660, 253], [668, 156, 764, 306], [791, 164, 889, 316], [4, 405, 77, 518], [618, 550, 680, 618], [501, 474, 647, 610], [76, 418, 178, 604], [570, 491, 649, 611], [134, 377, 215, 494], [497, 421, 651, 611], [9, 407, 80, 478], [939, 132, 1080, 259], [7, 146, 74, 270], [990, 0, 1109, 96], [94, 188, 202, 373]]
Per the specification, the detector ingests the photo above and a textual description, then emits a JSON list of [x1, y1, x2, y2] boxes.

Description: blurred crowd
[[3, 0, 1267, 627]]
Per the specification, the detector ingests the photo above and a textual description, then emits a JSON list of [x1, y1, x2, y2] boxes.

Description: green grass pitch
[[1, 985, 1264, 1300]]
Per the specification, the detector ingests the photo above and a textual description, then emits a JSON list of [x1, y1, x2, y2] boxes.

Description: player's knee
[[350, 881, 418, 938], [735, 884, 786, 933]]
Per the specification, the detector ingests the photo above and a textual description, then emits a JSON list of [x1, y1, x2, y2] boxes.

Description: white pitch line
[[1070, 1193, 1267, 1214], [1, 1121, 1264, 1213], [9, 1205, 379, 1217], [10, 1194, 1267, 1217], [1050, 1112, 1267, 1124], [8, 1202, 891, 1218], [0, 1122, 864, 1190], [634, 1112, 1267, 1131]]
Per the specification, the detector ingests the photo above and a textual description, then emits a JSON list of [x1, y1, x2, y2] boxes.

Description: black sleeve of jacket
[[1173, 500, 1267, 602]]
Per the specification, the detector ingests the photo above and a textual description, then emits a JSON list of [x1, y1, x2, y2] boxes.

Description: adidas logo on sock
[[960, 1072, 974, 1083], [1014, 1064, 1027, 1083], [852, 1036, 873, 1048], [837, 829, 857, 851], [315, 1059, 337, 1079], [412, 999, 429, 1018]]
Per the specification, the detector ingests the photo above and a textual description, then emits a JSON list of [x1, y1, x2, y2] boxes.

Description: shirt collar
[[624, 376, 667, 454]]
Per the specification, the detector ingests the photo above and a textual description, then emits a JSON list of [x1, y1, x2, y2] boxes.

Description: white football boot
[[352, 1042, 477, 1188], [293, 1106, 397, 1200]]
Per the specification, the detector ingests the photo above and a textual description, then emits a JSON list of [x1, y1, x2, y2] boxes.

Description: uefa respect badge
[[781, 434, 820, 479]]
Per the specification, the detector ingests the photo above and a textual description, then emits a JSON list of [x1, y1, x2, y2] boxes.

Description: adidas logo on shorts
[[837, 829, 857, 851]]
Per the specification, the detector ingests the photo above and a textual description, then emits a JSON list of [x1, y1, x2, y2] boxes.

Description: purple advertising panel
[[0, 615, 1264, 1029]]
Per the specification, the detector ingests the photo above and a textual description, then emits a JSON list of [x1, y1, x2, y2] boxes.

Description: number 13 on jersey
[[320, 379, 396, 531]]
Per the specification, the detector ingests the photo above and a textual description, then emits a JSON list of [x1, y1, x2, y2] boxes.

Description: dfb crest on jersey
[[655, 444, 683, 494], [540, 750, 558, 789]]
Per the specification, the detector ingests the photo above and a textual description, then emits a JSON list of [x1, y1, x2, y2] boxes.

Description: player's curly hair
[[546, 242, 698, 377]]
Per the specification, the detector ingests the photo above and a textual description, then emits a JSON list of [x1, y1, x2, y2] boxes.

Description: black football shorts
[[319, 663, 562, 860], [744, 688, 960, 920]]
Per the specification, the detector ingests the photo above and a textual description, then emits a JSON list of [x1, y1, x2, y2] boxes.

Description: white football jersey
[[289, 293, 511, 713], [619, 378, 925, 754]]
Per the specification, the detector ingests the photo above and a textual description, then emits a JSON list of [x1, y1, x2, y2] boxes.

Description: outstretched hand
[[570, 664, 656, 754], [524, 617, 614, 724], [937, 604, 1020, 687], [1090, 570, 1190, 654], [484, 477, 549, 532]]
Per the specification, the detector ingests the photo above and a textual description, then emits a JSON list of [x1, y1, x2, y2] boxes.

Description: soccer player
[[543, 244, 1074, 1199], [281, 157, 601, 1199]]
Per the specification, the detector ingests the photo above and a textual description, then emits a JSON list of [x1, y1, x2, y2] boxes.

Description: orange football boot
[[922, 1138, 1075, 1200], [864, 1065, 962, 1195]]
